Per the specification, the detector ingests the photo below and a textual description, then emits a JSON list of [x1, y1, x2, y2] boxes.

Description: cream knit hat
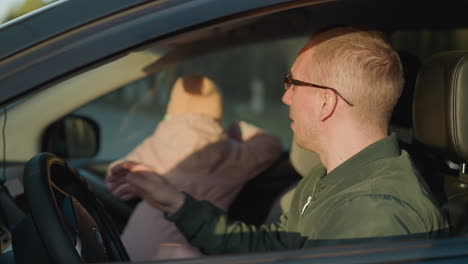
[[166, 75, 223, 120]]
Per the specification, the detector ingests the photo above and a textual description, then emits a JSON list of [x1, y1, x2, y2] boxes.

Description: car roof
[[0, 0, 149, 59]]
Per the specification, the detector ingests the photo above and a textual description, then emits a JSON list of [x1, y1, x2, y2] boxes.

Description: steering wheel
[[23, 152, 129, 263]]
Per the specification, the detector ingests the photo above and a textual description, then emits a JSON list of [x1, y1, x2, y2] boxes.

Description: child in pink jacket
[[106, 75, 282, 261]]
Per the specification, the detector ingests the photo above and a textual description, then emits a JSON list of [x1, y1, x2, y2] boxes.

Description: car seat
[[412, 50, 468, 235], [228, 151, 302, 226]]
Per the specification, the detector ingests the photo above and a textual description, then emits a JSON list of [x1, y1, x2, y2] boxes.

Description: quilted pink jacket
[[109, 113, 282, 261]]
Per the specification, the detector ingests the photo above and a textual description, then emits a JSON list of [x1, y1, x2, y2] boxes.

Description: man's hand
[[109, 161, 185, 214], [106, 161, 147, 200]]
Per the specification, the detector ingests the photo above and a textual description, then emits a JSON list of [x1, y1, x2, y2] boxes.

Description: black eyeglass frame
[[284, 74, 354, 106]]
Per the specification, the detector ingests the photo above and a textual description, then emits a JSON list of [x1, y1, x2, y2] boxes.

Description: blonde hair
[[310, 27, 404, 129]]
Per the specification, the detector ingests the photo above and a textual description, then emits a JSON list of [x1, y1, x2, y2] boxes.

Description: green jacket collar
[[311, 133, 401, 185]]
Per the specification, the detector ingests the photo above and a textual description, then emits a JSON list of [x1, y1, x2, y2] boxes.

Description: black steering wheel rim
[[23, 152, 129, 263]]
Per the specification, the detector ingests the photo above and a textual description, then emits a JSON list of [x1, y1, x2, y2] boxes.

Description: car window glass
[[74, 37, 308, 160]]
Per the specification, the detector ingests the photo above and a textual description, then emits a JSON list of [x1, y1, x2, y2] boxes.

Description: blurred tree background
[[0, 0, 57, 24]]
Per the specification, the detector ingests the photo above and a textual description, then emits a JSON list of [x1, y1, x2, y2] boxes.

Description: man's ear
[[319, 90, 338, 121]]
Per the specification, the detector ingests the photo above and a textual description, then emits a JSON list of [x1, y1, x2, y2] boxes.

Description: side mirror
[[41, 115, 100, 159]]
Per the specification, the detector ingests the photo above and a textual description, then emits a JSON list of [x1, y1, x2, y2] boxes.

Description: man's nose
[[282, 86, 292, 105]]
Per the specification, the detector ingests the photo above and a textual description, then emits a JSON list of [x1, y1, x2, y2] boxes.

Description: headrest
[[413, 51, 468, 162]]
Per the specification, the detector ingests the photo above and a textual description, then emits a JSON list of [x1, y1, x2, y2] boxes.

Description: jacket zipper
[[302, 178, 321, 215]]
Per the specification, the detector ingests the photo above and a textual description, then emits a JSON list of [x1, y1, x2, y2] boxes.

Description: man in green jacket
[[111, 26, 449, 255]]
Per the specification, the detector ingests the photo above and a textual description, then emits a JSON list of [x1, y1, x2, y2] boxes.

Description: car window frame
[[0, 0, 319, 107]]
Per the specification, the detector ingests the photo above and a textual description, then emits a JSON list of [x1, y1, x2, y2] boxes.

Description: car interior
[[411, 50, 468, 235], [1, 0, 468, 263]]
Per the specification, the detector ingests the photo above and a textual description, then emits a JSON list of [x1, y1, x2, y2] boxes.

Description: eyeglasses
[[284, 74, 354, 106]]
